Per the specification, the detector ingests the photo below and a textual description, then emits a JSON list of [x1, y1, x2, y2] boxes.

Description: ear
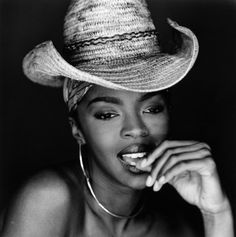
[[68, 117, 86, 145]]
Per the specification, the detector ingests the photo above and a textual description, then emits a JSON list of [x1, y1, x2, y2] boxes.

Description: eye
[[143, 105, 164, 114], [94, 112, 119, 120]]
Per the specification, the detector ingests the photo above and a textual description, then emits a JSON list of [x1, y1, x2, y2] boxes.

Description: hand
[[136, 140, 230, 214]]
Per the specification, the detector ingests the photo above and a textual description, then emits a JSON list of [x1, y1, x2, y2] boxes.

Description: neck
[[89, 174, 143, 219], [84, 174, 144, 235], [80, 147, 144, 224]]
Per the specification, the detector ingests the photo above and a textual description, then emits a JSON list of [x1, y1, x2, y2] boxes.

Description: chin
[[124, 171, 149, 191]]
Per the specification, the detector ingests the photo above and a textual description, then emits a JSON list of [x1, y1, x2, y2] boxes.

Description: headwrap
[[63, 78, 93, 112]]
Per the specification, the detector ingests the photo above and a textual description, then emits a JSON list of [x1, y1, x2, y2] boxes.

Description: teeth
[[122, 152, 147, 159]]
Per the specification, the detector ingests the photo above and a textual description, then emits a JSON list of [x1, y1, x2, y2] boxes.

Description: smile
[[121, 152, 147, 160], [119, 152, 148, 166], [117, 152, 149, 175], [117, 143, 154, 173]]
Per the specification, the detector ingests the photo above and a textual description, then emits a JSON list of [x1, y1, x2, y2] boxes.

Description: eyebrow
[[87, 96, 123, 107], [87, 92, 161, 107], [138, 92, 161, 102]]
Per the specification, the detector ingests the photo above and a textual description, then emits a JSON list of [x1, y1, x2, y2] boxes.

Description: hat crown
[[63, 0, 160, 67], [64, 0, 156, 41]]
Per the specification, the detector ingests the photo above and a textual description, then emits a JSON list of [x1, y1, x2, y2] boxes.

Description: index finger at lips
[[135, 165, 152, 172], [139, 140, 198, 168]]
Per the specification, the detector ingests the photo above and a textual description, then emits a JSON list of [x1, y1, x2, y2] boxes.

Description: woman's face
[[74, 86, 169, 190]]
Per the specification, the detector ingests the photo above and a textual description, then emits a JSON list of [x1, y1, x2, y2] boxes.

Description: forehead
[[82, 85, 165, 102]]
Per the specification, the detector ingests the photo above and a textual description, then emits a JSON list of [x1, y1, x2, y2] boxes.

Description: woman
[[1, 0, 234, 236]]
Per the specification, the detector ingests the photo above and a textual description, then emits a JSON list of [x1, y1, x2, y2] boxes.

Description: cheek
[[82, 120, 119, 155], [146, 114, 169, 138]]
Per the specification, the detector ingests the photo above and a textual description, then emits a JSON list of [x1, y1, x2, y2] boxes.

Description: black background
[[1, 0, 236, 229]]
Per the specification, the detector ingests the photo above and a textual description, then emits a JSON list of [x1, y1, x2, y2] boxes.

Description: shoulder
[[1, 168, 77, 237], [22, 169, 71, 196]]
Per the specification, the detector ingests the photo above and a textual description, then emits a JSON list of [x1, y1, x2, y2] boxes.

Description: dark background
[[0, 0, 236, 228]]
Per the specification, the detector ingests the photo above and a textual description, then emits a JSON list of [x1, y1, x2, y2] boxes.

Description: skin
[[75, 87, 169, 189], [70, 85, 233, 236], [1, 86, 233, 237]]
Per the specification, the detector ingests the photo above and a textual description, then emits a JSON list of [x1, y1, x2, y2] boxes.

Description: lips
[[117, 143, 154, 170], [120, 152, 148, 165]]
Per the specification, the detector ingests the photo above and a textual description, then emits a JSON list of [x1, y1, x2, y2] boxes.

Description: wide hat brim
[[22, 19, 199, 92]]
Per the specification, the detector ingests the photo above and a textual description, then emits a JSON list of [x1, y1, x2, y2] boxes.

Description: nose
[[120, 113, 149, 139]]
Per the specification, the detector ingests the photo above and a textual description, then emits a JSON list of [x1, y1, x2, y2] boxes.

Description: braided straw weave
[[22, 0, 199, 94]]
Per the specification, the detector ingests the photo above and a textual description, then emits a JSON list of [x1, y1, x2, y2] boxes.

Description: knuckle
[[163, 140, 170, 148], [205, 144, 211, 150], [199, 147, 211, 156], [198, 142, 211, 151], [205, 157, 216, 170], [172, 147, 180, 154], [204, 143, 211, 151], [170, 154, 178, 162], [165, 148, 172, 158]]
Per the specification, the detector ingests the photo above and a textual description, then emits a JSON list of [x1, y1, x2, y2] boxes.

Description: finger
[[146, 149, 171, 187], [138, 140, 198, 168], [146, 142, 211, 187], [162, 157, 216, 185], [152, 176, 166, 192], [135, 165, 152, 172], [159, 145, 211, 178]]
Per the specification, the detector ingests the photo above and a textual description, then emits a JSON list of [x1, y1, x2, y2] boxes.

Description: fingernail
[[140, 159, 147, 167], [146, 176, 153, 187], [153, 181, 160, 192], [129, 161, 136, 166], [158, 176, 165, 184]]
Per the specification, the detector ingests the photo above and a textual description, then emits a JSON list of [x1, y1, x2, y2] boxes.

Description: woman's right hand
[[136, 140, 230, 216]]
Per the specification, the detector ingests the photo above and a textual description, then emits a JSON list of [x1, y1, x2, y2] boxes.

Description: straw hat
[[22, 0, 199, 92]]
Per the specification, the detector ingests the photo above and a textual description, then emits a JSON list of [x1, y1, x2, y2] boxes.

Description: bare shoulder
[[1, 170, 73, 237]]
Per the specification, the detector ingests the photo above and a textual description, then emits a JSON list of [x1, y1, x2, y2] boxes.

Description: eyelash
[[143, 105, 164, 114], [94, 105, 164, 121], [94, 112, 119, 120]]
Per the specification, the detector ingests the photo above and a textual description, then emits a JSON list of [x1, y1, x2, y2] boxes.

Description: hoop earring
[[78, 143, 144, 218], [79, 143, 88, 179]]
